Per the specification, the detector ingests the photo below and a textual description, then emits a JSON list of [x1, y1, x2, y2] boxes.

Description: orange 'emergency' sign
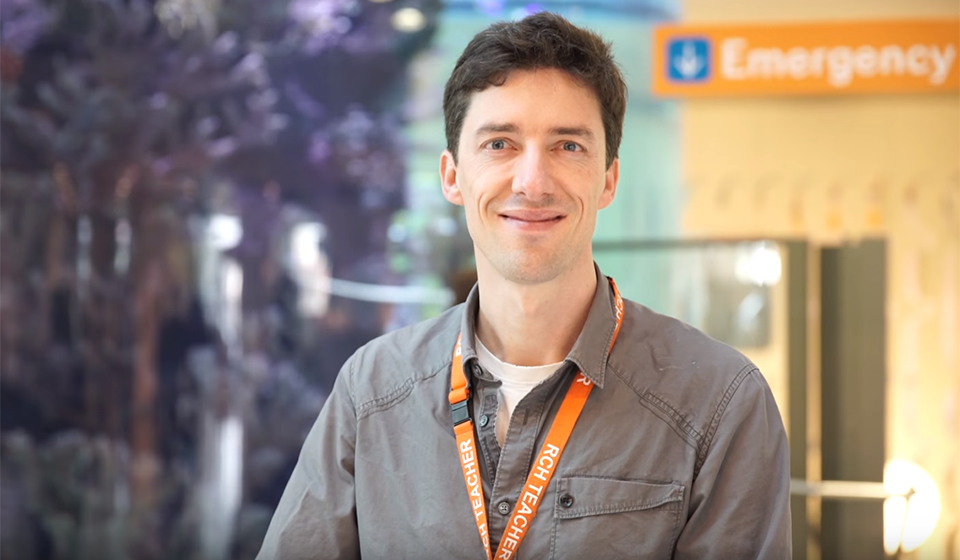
[[652, 20, 960, 97]]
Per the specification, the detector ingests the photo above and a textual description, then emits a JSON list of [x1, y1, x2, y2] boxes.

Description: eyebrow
[[473, 123, 597, 141], [474, 123, 519, 137], [551, 127, 596, 141]]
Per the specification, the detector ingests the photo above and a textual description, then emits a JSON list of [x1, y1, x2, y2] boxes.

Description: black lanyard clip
[[450, 399, 470, 426]]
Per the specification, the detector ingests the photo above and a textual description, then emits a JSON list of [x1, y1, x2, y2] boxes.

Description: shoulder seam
[[641, 392, 705, 446], [693, 363, 756, 478], [611, 363, 699, 452], [354, 359, 451, 420]]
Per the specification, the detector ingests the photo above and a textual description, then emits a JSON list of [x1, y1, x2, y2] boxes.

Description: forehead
[[460, 68, 604, 135]]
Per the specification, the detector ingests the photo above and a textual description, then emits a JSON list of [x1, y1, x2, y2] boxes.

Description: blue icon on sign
[[667, 37, 710, 82]]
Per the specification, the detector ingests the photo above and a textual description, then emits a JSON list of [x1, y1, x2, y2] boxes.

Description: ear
[[598, 157, 619, 209], [440, 150, 464, 206]]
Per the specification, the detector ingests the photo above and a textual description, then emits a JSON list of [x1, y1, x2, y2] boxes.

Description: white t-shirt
[[475, 336, 563, 445]]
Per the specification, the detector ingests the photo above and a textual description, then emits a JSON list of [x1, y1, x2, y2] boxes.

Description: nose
[[511, 149, 554, 199]]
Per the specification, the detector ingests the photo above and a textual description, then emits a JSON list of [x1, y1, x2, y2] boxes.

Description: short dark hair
[[442, 12, 627, 169]]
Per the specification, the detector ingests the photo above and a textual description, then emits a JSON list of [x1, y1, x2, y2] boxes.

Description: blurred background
[[0, 0, 956, 559]]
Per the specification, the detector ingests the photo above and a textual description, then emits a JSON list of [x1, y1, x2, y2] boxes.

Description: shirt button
[[559, 494, 574, 508], [479, 414, 489, 427], [498, 501, 511, 515], [472, 364, 483, 376]]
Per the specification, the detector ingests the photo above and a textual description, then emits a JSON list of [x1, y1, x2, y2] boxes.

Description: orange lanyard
[[448, 278, 624, 560]]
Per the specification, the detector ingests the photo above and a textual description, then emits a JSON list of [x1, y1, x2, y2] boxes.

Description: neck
[[474, 259, 598, 367]]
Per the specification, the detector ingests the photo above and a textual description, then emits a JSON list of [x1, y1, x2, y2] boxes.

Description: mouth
[[498, 210, 565, 229]]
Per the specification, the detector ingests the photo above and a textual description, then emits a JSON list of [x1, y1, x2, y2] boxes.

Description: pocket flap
[[555, 476, 684, 519]]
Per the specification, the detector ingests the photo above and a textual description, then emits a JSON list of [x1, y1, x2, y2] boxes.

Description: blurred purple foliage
[[0, 0, 441, 558]]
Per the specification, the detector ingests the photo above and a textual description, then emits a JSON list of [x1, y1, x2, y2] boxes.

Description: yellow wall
[[680, 1, 960, 558]]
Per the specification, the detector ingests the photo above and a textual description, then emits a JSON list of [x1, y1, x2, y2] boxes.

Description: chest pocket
[[550, 476, 684, 560]]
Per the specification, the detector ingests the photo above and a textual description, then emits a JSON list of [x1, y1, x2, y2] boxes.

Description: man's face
[[440, 68, 619, 285]]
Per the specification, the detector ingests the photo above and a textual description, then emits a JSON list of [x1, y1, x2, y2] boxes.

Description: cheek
[[460, 170, 503, 210], [472, 161, 511, 190], [457, 185, 489, 224]]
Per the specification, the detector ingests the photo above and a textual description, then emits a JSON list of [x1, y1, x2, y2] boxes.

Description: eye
[[487, 139, 507, 150], [561, 141, 581, 152]]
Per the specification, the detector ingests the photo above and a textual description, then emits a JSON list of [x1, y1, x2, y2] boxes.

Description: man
[[258, 12, 791, 560]]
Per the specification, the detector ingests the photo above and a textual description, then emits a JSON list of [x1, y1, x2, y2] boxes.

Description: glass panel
[[595, 240, 784, 348], [594, 239, 791, 433]]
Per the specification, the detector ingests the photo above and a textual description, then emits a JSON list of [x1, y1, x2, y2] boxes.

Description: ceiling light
[[391, 7, 425, 32]]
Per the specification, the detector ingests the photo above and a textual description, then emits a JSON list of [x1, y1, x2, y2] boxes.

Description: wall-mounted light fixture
[[790, 459, 941, 557], [882, 459, 941, 555]]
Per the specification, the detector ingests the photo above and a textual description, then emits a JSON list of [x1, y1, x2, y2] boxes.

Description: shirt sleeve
[[673, 368, 793, 559], [256, 353, 361, 560]]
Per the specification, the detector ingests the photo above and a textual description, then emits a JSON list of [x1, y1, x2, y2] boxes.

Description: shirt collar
[[457, 263, 620, 389]]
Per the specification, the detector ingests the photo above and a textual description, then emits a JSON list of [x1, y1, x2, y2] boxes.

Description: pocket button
[[559, 494, 574, 508]]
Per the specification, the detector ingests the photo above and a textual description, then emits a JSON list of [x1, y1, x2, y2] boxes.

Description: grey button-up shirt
[[257, 266, 792, 559]]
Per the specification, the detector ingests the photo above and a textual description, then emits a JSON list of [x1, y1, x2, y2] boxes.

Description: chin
[[496, 257, 567, 285], [506, 270, 559, 285]]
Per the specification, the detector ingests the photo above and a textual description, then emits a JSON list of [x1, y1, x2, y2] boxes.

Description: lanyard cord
[[448, 277, 624, 560]]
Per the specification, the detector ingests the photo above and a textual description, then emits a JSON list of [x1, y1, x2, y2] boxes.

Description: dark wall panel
[[820, 239, 887, 560]]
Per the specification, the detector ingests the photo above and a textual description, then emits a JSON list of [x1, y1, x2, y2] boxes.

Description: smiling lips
[[499, 209, 565, 231]]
